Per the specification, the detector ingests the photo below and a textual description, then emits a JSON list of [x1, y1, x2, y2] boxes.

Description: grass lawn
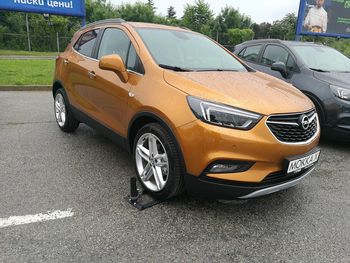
[[0, 49, 58, 56], [0, 60, 55, 85]]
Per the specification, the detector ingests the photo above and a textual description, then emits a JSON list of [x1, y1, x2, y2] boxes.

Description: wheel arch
[[303, 91, 326, 124], [52, 80, 75, 108], [52, 80, 64, 97], [127, 111, 187, 173]]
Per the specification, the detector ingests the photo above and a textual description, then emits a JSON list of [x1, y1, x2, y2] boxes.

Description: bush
[[227, 28, 254, 45]]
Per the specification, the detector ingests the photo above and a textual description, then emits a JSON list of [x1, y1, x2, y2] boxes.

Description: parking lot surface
[[0, 91, 349, 262]]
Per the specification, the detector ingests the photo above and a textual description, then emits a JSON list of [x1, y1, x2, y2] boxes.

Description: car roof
[[237, 39, 325, 48], [82, 18, 190, 32]]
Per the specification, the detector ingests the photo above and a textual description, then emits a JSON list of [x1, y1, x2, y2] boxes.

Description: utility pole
[[56, 32, 60, 53], [295, 35, 302, 41], [26, 13, 31, 51]]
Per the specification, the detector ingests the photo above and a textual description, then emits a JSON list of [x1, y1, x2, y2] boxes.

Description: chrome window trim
[[127, 69, 144, 76], [72, 47, 99, 62], [72, 48, 145, 76]]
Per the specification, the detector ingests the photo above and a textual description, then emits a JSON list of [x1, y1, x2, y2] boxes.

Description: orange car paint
[[54, 21, 320, 185]]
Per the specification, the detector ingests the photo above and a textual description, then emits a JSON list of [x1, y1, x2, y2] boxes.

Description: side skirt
[[71, 106, 130, 153]]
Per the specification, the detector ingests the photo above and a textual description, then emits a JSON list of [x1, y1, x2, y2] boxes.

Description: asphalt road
[[0, 91, 349, 263]]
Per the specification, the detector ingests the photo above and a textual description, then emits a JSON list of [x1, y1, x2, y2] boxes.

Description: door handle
[[63, 59, 69, 65], [88, 71, 96, 79]]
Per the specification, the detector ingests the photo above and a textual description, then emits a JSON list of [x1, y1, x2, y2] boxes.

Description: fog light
[[207, 161, 254, 174]]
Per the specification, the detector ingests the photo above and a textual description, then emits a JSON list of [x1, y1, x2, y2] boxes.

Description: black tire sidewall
[[133, 123, 182, 200], [54, 88, 79, 132]]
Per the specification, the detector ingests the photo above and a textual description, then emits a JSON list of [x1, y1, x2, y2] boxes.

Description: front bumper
[[176, 117, 320, 182], [323, 97, 350, 140], [323, 126, 350, 141], [184, 166, 315, 200]]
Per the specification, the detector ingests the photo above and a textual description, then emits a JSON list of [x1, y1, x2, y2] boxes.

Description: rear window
[[74, 29, 99, 58]]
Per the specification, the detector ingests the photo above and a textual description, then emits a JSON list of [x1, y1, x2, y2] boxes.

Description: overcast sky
[[109, 0, 300, 23]]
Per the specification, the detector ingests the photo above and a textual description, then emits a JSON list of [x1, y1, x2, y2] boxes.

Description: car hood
[[163, 71, 313, 115], [313, 71, 350, 89]]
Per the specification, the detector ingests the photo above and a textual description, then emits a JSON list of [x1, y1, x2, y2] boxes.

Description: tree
[[182, 0, 214, 35], [240, 14, 252, 29], [269, 13, 297, 40], [216, 6, 242, 31], [147, 0, 156, 11], [214, 6, 252, 44], [118, 2, 155, 22], [1, 1, 350, 56], [85, 0, 117, 22], [167, 6, 176, 19], [251, 22, 272, 39]]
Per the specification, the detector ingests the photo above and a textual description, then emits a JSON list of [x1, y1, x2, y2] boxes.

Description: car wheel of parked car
[[54, 88, 79, 132], [133, 123, 185, 200]]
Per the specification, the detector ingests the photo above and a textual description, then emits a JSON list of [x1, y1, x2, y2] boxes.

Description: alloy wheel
[[55, 93, 66, 127], [135, 133, 169, 192]]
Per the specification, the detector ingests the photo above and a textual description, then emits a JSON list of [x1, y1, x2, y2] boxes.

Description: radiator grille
[[266, 110, 318, 143]]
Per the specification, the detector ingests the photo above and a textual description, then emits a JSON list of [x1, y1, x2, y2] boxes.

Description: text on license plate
[[287, 151, 320, 174]]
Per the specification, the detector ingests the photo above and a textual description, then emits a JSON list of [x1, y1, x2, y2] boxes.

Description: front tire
[[54, 88, 79, 132], [133, 123, 185, 200]]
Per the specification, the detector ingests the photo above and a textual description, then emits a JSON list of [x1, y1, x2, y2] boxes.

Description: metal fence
[[0, 32, 237, 53], [0, 33, 72, 52]]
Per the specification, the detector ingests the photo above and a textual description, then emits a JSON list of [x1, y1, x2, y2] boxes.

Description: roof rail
[[178, 26, 191, 30], [242, 39, 283, 44], [82, 18, 126, 29]]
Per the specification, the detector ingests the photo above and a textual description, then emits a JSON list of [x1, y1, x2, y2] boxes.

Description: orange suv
[[53, 19, 320, 200]]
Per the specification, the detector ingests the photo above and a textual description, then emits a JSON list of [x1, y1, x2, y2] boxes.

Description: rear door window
[[238, 45, 262, 62], [74, 29, 99, 58]]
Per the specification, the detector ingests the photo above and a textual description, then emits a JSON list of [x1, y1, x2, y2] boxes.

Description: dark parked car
[[234, 39, 350, 140]]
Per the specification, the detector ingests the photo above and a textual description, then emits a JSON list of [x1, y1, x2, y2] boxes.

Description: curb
[[0, 85, 51, 91], [0, 56, 56, 60]]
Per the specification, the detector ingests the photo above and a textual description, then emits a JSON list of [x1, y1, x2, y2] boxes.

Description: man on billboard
[[303, 0, 328, 33]]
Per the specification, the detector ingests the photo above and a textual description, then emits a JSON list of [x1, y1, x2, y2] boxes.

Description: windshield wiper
[[159, 64, 193, 72], [196, 69, 239, 72], [310, 68, 330, 73]]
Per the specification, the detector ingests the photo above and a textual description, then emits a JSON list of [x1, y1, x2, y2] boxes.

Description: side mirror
[[271, 61, 289, 79], [99, 54, 129, 83]]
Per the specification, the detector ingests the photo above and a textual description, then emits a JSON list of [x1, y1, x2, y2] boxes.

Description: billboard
[[0, 0, 85, 17], [296, 0, 350, 38]]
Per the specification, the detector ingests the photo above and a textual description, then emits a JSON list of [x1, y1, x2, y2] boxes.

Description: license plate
[[286, 150, 320, 174]]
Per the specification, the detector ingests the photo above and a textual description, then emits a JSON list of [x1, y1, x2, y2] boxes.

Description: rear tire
[[54, 88, 79, 133], [133, 123, 185, 200]]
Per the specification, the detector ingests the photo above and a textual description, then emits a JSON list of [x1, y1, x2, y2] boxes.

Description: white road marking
[[0, 209, 74, 229]]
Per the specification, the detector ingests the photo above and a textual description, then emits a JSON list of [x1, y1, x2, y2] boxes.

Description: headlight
[[330, 85, 350, 101], [187, 96, 262, 130]]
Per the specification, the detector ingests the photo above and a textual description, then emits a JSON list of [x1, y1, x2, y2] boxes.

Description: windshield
[[292, 45, 350, 72], [137, 28, 247, 72]]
